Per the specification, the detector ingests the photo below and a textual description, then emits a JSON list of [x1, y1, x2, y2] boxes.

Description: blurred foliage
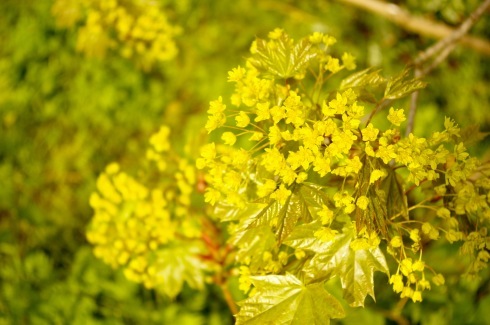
[[0, 0, 488, 324]]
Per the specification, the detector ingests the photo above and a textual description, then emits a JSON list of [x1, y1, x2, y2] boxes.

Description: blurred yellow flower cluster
[[87, 126, 207, 295], [52, 0, 179, 69]]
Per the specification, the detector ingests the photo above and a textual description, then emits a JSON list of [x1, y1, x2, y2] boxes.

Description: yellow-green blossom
[[387, 107, 406, 126]]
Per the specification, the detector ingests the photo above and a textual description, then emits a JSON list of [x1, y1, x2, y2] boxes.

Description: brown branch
[[415, 0, 490, 67], [221, 282, 239, 316], [406, 0, 490, 135], [406, 68, 421, 136], [337, 0, 490, 56]]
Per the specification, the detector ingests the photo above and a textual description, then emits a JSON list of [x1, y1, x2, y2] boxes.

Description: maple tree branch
[[415, 0, 490, 67], [221, 282, 239, 315], [337, 0, 490, 56], [406, 68, 422, 136], [406, 0, 490, 135]]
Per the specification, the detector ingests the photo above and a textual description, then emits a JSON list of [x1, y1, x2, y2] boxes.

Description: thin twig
[[406, 68, 421, 136], [405, 0, 490, 135], [221, 282, 239, 315], [364, 98, 393, 126], [415, 0, 490, 66], [337, 0, 490, 56]]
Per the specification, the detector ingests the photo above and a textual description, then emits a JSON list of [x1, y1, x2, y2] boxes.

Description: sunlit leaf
[[382, 169, 408, 220], [214, 202, 266, 222], [236, 273, 345, 324], [250, 34, 316, 79], [358, 187, 389, 238], [340, 68, 386, 90], [283, 220, 325, 252], [286, 225, 389, 307], [155, 243, 208, 298], [248, 184, 324, 243], [460, 124, 490, 147], [297, 183, 332, 208], [384, 69, 427, 99]]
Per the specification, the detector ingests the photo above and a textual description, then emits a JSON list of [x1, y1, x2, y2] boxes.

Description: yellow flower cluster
[[52, 0, 179, 69], [237, 250, 289, 294], [198, 30, 490, 304], [388, 257, 441, 303], [87, 126, 205, 292], [200, 70, 367, 209]]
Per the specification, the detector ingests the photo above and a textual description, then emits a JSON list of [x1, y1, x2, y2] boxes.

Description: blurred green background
[[0, 0, 488, 324]]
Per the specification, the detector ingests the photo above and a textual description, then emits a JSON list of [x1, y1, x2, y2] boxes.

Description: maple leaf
[[154, 243, 208, 298], [285, 224, 389, 307], [248, 183, 328, 243], [236, 273, 345, 324], [340, 67, 386, 90], [249, 33, 316, 79], [459, 124, 490, 147], [384, 68, 427, 99], [218, 202, 277, 271], [381, 168, 408, 220]]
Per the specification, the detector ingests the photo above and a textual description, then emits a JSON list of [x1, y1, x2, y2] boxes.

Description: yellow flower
[[268, 125, 282, 145], [325, 56, 340, 73], [389, 274, 404, 293], [444, 117, 460, 137], [270, 184, 291, 205], [257, 179, 276, 198], [294, 248, 306, 259], [200, 142, 216, 161], [387, 107, 406, 126], [149, 126, 171, 152], [432, 273, 445, 286], [249, 131, 263, 141], [270, 105, 286, 124], [356, 196, 369, 210], [205, 113, 226, 133], [318, 205, 334, 224], [390, 236, 403, 248], [369, 169, 386, 184], [296, 172, 308, 183], [221, 132, 237, 145], [376, 144, 397, 164], [413, 260, 425, 272], [235, 111, 250, 128], [411, 291, 422, 303], [400, 258, 413, 276], [255, 102, 270, 122], [410, 229, 421, 243], [313, 156, 331, 177], [341, 52, 356, 70], [208, 96, 226, 115], [309, 32, 324, 44], [361, 123, 379, 142], [314, 227, 338, 242], [227, 66, 246, 82], [323, 35, 337, 46], [268, 28, 284, 39]]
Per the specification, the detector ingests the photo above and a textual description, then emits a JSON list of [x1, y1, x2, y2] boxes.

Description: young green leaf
[[340, 68, 386, 90], [236, 273, 345, 324], [356, 187, 389, 238], [459, 124, 490, 147], [249, 185, 321, 243], [154, 243, 208, 298], [297, 183, 333, 208], [287, 225, 389, 307], [228, 203, 277, 270], [384, 69, 427, 99], [381, 169, 408, 220], [249, 34, 316, 79]]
